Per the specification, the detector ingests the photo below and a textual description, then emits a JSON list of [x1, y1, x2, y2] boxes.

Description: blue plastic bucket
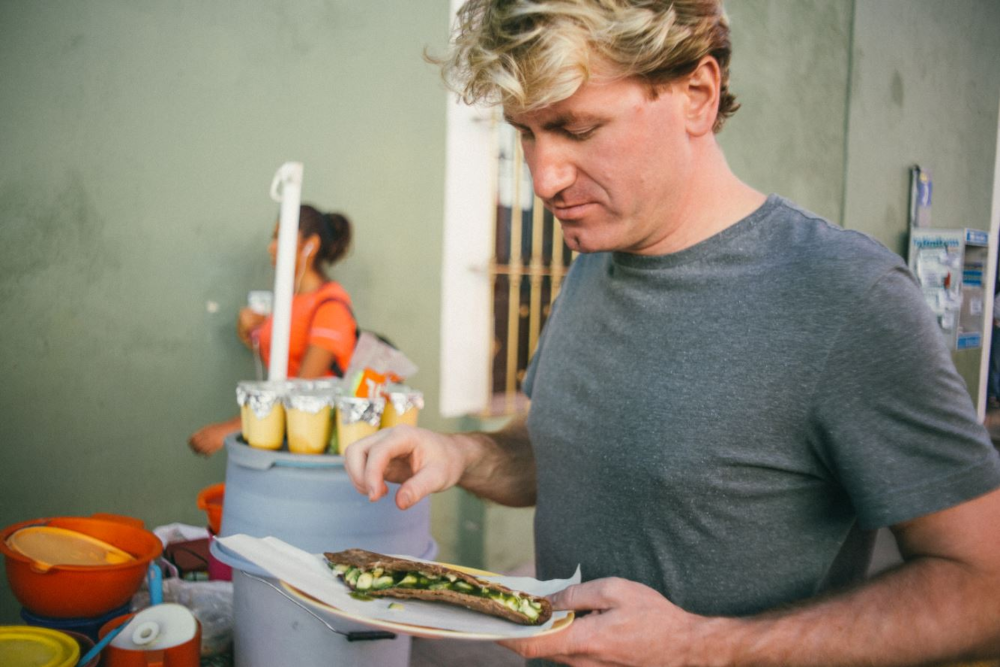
[[220, 435, 433, 557], [216, 435, 436, 667]]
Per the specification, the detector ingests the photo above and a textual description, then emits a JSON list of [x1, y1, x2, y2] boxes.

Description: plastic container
[[216, 433, 435, 667], [20, 602, 131, 642], [220, 434, 432, 557], [206, 536, 232, 582], [335, 396, 384, 455], [236, 381, 286, 450], [211, 540, 436, 667], [196, 484, 225, 535], [98, 609, 202, 667], [381, 385, 424, 428], [0, 626, 80, 667], [60, 629, 99, 667], [1, 515, 162, 619], [283, 388, 335, 455]]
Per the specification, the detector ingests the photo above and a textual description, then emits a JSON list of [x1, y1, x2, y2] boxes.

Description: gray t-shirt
[[523, 195, 1000, 617]]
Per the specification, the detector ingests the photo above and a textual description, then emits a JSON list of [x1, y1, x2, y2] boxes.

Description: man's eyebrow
[[504, 111, 605, 130]]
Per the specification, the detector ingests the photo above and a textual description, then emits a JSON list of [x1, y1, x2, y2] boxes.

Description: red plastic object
[[99, 613, 202, 667], [196, 484, 225, 535], [1, 515, 163, 618]]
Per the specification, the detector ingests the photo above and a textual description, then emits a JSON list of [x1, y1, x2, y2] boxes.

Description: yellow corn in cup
[[381, 385, 424, 428], [284, 388, 335, 455], [336, 395, 385, 455], [236, 381, 286, 450]]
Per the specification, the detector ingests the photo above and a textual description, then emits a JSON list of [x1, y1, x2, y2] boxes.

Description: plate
[[279, 563, 574, 641]]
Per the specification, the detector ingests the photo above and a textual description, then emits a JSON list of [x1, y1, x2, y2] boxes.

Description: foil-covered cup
[[381, 385, 424, 429], [283, 388, 335, 455], [236, 381, 287, 450], [335, 396, 386, 455]]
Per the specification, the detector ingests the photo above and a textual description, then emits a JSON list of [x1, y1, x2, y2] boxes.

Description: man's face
[[506, 75, 694, 255]]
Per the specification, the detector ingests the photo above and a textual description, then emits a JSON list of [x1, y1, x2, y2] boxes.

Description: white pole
[[268, 162, 304, 382]]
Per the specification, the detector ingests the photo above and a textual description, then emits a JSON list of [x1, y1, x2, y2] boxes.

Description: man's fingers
[[499, 612, 602, 661], [549, 579, 622, 612], [396, 464, 449, 510]]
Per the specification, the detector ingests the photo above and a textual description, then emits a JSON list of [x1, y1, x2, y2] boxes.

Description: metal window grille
[[486, 119, 574, 415]]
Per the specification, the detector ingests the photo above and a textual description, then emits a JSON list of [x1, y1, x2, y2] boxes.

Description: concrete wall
[[843, 0, 1000, 401], [0, 0, 452, 623]]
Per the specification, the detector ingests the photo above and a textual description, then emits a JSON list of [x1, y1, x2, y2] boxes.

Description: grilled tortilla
[[324, 548, 552, 626]]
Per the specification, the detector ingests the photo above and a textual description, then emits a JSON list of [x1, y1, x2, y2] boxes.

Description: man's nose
[[525, 140, 574, 201]]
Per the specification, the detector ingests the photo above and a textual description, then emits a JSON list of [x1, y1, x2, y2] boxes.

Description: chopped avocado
[[453, 581, 474, 593], [418, 571, 440, 581], [519, 599, 540, 620], [371, 567, 384, 578], [373, 575, 395, 590], [428, 581, 452, 591], [356, 572, 374, 591], [388, 602, 404, 611], [529, 600, 542, 611], [398, 573, 419, 587], [444, 573, 458, 583], [332, 563, 349, 574], [504, 596, 520, 612], [417, 576, 432, 587], [344, 567, 361, 586]]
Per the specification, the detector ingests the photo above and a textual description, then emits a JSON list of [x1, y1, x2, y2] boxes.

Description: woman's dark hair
[[298, 204, 352, 267]]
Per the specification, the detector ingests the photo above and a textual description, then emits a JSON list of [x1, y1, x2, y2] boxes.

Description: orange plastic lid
[[6, 526, 136, 569], [0, 626, 80, 667]]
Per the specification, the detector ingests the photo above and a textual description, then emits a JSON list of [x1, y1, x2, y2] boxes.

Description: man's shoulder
[[765, 196, 908, 286]]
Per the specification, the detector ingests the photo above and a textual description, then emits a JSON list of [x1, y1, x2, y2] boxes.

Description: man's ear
[[683, 55, 721, 137]]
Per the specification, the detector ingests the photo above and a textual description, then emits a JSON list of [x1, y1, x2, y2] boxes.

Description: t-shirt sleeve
[[810, 266, 1000, 529], [308, 300, 356, 362]]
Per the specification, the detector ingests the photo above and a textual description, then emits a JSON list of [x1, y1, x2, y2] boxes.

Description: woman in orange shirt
[[188, 205, 357, 456]]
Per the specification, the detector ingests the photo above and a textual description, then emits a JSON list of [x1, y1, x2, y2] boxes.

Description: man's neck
[[639, 142, 766, 256]]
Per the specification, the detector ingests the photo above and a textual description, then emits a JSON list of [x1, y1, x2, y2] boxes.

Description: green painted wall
[[0, 0, 452, 623], [843, 0, 1000, 402]]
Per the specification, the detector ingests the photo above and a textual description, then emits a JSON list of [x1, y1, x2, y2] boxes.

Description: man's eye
[[563, 127, 597, 140]]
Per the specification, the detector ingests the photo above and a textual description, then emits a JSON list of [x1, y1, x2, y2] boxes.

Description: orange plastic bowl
[[197, 484, 225, 535], [1, 514, 162, 618]]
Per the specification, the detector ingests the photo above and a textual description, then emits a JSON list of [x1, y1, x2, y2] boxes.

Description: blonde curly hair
[[432, 0, 739, 132]]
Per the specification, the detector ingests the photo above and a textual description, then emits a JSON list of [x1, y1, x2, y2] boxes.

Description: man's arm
[[505, 486, 1000, 666], [343, 414, 536, 510]]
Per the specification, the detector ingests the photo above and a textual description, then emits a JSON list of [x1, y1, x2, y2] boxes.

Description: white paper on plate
[[217, 534, 580, 638]]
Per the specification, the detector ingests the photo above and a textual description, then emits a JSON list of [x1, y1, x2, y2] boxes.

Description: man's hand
[[343, 425, 473, 510], [501, 578, 717, 667]]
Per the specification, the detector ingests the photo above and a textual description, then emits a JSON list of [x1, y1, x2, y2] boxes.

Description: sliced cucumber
[[356, 572, 374, 591], [373, 575, 395, 590]]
